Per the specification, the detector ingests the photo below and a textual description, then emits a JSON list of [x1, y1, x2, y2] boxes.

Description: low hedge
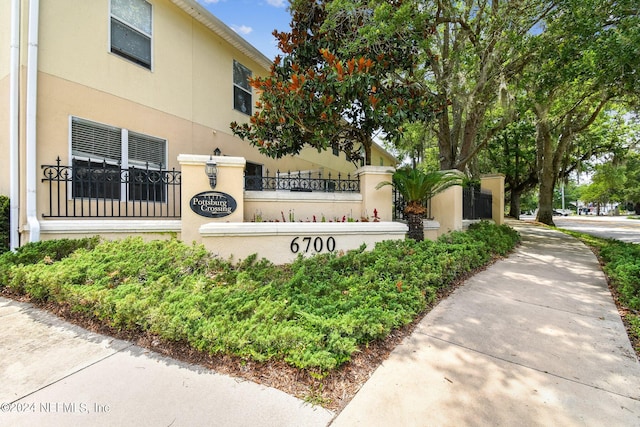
[[599, 241, 640, 310], [0, 221, 519, 371]]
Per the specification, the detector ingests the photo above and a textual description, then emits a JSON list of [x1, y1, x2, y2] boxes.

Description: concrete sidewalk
[[332, 222, 640, 426], [1, 222, 639, 426], [0, 301, 334, 426]]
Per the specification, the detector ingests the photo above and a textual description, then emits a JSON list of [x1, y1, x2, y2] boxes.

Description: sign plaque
[[190, 191, 237, 218]]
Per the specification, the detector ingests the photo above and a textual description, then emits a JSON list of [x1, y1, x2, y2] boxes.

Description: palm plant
[[377, 167, 463, 240]]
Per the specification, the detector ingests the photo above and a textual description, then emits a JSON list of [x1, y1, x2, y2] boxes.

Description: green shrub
[[2, 222, 519, 370], [0, 236, 101, 288], [599, 241, 640, 310], [465, 221, 521, 256]]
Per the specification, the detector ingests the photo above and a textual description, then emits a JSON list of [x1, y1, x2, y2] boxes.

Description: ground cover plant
[[561, 230, 640, 356], [0, 222, 519, 377]]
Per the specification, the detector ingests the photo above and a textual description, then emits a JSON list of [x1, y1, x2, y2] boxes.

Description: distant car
[[552, 210, 569, 216]]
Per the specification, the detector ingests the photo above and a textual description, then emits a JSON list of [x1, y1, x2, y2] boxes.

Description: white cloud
[[266, 0, 287, 7], [232, 25, 253, 35], [199, 0, 221, 4]]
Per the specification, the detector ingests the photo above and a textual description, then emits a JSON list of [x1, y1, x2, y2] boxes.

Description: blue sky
[[197, 0, 292, 60]]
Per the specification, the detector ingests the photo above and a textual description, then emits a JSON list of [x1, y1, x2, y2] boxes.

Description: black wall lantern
[[205, 148, 222, 189], [205, 159, 217, 189], [204, 149, 218, 189]]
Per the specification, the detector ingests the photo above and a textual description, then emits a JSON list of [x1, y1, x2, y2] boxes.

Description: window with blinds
[[70, 117, 167, 202], [128, 131, 166, 168], [110, 0, 152, 69], [71, 118, 122, 163]]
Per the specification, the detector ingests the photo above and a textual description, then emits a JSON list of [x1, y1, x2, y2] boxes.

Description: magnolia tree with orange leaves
[[231, 0, 440, 166]]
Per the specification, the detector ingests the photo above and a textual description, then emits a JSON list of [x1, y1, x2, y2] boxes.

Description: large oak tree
[[525, 0, 639, 224]]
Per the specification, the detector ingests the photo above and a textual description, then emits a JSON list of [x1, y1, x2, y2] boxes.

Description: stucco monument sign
[[190, 191, 237, 218]]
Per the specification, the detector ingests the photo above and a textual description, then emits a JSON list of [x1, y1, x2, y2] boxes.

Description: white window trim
[[233, 60, 253, 115], [108, 0, 154, 71]]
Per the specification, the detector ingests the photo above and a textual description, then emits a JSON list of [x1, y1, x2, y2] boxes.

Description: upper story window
[[233, 60, 252, 115], [110, 0, 153, 69]]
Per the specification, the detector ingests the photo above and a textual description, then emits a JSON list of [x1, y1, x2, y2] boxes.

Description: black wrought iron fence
[[41, 157, 181, 218], [392, 187, 431, 221], [463, 187, 493, 220], [245, 170, 360, 192]]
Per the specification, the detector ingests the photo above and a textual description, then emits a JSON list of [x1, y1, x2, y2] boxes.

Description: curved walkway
[[1, 221, 639, 426], [332, 221, 640, 426]]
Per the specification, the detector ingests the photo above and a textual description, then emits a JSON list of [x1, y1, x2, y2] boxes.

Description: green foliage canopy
[[231, 0, 440, 165]]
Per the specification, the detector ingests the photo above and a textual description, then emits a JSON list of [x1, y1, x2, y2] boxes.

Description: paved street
[[522, 214, 640, 244]]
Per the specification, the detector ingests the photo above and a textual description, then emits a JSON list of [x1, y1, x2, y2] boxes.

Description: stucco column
[[481, 174, 505, 225], [356, 166, 395, 221], [178, 154, 246, 244], [431, 184, 463, 235]]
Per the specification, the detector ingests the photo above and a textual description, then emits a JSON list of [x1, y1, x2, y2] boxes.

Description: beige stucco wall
[[481, 174, 505, 225], [178, 157, 390, 227], [431, 185, 463, 235], [35, 0, 263, 131], [357, 166, 394, 221], [27, 0, 375, 221], [244, 192, 363, 223], [33, 0, 368, 177], [0, 0, 11, 197], [0, 0, 9, 80], [35, 0, 267, 144], [0, 75, 9, 196], [37, 219, 181, 243], [30, 0, 376, 168]]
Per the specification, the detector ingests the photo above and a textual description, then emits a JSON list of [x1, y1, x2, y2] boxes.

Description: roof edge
[[170, 0, 274, 71]]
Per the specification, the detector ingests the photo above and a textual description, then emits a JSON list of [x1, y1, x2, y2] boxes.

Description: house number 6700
[[290, 237, 336, 254]]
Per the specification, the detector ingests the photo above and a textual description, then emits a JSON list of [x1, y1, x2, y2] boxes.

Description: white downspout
[[9, 0, 20, 250], [25, 0, 40, 242]]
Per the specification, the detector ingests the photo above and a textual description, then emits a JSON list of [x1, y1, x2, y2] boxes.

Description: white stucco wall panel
[[200, 222, 408, 265]]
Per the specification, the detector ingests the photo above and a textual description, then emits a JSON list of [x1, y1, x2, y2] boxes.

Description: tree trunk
[[457, 107, 484, 171], [537, 171, 555, 225], [508, 189, 522, 219], [534, 105, 556, 226], [437, 104, 454, 170], [406, 213, 424, 241], [534, 96, 611, 225]]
